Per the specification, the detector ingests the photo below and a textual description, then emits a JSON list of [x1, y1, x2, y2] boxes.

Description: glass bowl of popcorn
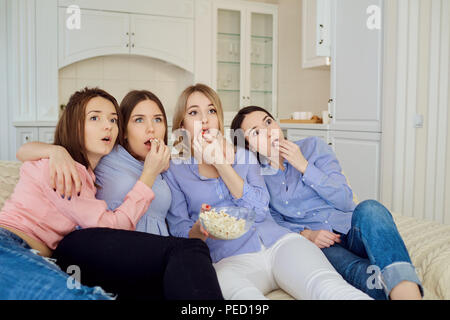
[[199, 206, 256, 240]]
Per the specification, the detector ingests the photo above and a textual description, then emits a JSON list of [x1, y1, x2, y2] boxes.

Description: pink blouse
[[0, 159, 154, 249]]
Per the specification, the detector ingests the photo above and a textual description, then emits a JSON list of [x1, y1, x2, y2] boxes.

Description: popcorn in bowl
[[199, 206, 255, 240]]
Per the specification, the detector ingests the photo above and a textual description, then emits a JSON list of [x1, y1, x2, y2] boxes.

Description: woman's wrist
[[295, 159, 309, 174], [139, 171, 158, 188], [300, 229, 311, 239]]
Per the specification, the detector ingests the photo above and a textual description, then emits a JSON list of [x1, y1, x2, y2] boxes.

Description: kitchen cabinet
[[15, 127, 56, 153], [286, 128, 328, 144], [302, 0, 331, 69], [212, 0, 278, 125], [329, 131, 381, 202], [282, 0, 384, 201], [130, 14, 193, 72], [330, 0, 383, 133], [58, 8, 194, 72], [58, 9, 130, 68]]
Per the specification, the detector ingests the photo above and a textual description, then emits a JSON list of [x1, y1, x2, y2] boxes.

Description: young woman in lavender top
[[230, 106, 423, 300], [163, 83, 371, 300]]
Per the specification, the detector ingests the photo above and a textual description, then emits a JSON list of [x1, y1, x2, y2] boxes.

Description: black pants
[[52, 228, 224, 300]]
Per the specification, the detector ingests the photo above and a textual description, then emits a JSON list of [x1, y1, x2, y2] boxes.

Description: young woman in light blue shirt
[[164, 83, 371, 300], [231, 106, 423, 300]]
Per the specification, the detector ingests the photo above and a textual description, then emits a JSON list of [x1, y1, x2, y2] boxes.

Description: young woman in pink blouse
[[0, 87, 222, 300]]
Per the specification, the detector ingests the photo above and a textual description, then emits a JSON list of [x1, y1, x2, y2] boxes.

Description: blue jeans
[[0, 228, 112, 300], [321, 200, 424, 300]]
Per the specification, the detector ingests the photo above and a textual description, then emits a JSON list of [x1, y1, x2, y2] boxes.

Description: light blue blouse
[[94, 144, 171, 236], [261, 137, 355, 234], [163, 147, 291, 263]]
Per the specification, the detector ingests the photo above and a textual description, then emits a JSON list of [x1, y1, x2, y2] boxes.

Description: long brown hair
[[54, 87, 121, 170], [119, 90, 168, 155]]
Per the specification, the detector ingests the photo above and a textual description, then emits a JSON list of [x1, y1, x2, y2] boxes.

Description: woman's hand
[[194, 130, 234, 166], [188, 204, 217, 241], [278, 140, 309, 174], [139, 141, 171, 188], [48, 145, 81, 199], [300, 229, 341, 249]]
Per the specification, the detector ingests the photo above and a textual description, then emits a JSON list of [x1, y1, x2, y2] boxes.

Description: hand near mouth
[[193, 130, 234, 166], [278, 139, 309, 174]]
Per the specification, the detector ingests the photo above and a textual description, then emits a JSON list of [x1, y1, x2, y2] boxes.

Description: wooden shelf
[[280, 119, 323, 124]]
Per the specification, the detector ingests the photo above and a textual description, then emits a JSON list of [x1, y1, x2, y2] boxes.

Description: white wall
[[58, 55, 194, 123], [381, 0, 450, 225], [0, 0, 10, 160]]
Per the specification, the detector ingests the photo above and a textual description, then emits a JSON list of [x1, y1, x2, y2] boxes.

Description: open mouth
[[101, 137, 111, 143], [144, 138, 160, 150]]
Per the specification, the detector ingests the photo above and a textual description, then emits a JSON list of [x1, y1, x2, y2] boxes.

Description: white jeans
[[213, 233, 372, 300]]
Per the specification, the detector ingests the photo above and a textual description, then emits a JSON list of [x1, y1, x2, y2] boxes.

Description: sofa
[[1, 160, 449, 300]]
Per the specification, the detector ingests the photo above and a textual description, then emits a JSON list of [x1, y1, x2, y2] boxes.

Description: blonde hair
[[172, 83, 224, 134]]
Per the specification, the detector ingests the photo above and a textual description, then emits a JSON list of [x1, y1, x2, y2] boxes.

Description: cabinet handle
[[319, 39, 324, 45], [126, 43, 129, 47], [132, 32, 135, 36], [126, 32, 129, 35], [328, 142, 333, 146], [132, 44, 135, 48]]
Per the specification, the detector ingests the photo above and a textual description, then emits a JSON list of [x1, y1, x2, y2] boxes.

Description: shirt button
[[325, 220, 328, 224], [282, 182, 285, 185], [297, 212, 301, 216], [285, 201, 289, 205], [311, 185, 314, 188], [219, 195, 223, 199]]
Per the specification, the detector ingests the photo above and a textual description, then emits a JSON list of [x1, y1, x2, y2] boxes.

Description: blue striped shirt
[[163, 147, 291, 263], [262, 137, 355, 234]]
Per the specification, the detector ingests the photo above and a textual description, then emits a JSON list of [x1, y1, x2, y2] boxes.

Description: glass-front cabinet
[[213, 0, 278, 124]]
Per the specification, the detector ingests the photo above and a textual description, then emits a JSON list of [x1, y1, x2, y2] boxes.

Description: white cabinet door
[[286, 129, 328, 145], [38, 127, 56, 144], [16, 128, 39, 153], [302, 0, 330, 68], [330, 0, 383, 132], [58, 8, 130, 68], [328, 131, 381, 202], [130, 14, 194, 73]]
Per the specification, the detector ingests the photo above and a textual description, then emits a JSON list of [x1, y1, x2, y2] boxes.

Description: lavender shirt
[[95, 145, 171, 236], [262, 137, 355, 234], [163, 147, 291, 263]]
